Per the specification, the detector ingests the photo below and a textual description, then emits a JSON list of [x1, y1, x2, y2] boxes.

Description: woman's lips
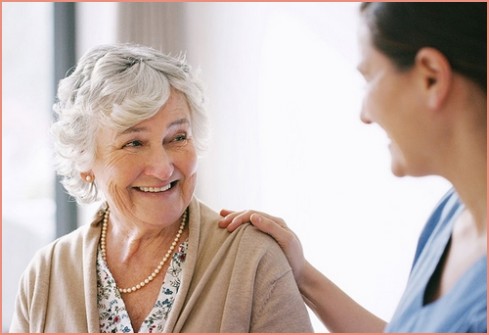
[[135, 181, 177, 193]]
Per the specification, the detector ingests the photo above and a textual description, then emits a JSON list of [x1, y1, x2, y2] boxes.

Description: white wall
[[181, 3, 451, 331]]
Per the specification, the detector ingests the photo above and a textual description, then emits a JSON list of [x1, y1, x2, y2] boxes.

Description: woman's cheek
[[107, 181, 134, 213], [98, 155, 140, 195], [180, 144, 199, 176]]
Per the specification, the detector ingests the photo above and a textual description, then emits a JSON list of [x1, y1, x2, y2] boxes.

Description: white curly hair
[[51, 43, 208, 204]]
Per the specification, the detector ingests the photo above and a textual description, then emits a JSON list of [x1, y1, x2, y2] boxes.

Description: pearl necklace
[[100, 207, 187, 294]]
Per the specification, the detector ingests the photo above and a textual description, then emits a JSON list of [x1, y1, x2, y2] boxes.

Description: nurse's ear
[[414, 47, 452, 110]]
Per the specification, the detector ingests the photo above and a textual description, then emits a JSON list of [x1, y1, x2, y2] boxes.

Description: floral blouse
[[96, 240, 188, 333]]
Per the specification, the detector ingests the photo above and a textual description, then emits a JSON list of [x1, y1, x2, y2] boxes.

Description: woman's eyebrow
[[119, 126, 148, 136], [168, 118, 190, 127], [118, 118, 190, 136]]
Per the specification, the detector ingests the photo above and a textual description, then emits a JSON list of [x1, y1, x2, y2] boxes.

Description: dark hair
[[360, 2, 487, 90]]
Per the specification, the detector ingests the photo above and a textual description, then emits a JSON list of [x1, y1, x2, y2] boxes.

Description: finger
[[218, 209, 250, 228], [218, 209, 236, 228], [250, 212, 288, 229], [219, 209, 234, 217], [230, 210, 285, 229], [248, 214, 291, 244], [226, 210, 256, 231]]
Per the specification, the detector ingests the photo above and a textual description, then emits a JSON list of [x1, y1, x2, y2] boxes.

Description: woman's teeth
[[138, 184, 172, 193]]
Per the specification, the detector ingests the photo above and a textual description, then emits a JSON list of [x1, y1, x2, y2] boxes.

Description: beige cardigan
[[10, 197, 313, 332]]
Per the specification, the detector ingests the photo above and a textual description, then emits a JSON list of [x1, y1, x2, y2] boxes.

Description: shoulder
[[22, 223, 98, 280], [46, 223, 97, 256], [195, 198, 284, 248], [191, 198, 289, 267]]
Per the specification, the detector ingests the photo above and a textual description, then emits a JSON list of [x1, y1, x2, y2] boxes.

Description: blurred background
[[2, 2, 450, 332]]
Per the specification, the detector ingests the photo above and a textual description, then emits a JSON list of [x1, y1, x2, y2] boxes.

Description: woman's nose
[[144, 147, 174, 180]]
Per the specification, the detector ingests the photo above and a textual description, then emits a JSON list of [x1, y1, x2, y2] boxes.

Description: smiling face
[[357, 20, 435, 178], [91, 90, 197, 229]]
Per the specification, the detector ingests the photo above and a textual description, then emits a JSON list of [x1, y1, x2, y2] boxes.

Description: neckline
[[421, 203, 486, 307], [422, 237, 451, 306], [422, 253, 486, 307], [96, 239, 190, 332]]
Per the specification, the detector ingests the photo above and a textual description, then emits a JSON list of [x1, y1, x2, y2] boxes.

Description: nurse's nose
[[360, 102, 372, 125]]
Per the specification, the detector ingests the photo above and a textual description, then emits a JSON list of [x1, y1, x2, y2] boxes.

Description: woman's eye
[[123, 140, 143, 148], [172, 133, 188, 142]]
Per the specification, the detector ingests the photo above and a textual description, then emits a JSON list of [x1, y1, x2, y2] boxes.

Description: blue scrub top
[[385, 189, 487, 333]]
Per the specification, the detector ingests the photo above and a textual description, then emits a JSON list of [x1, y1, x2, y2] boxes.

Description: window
[[2, 2, 54, 331]]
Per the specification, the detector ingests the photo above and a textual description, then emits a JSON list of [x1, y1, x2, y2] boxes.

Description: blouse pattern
[[97, 240, 188, 333]]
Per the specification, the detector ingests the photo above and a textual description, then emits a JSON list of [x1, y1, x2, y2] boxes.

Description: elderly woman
[[220, 2, 486, 333], [9, 44, 313, 333]]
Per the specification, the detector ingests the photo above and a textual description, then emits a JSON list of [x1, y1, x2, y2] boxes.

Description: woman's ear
[[414, 47, 452, 110], [81, 172, 94, 183]]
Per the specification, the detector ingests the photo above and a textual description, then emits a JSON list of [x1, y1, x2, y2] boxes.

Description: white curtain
[[117, 3, 187, 55]]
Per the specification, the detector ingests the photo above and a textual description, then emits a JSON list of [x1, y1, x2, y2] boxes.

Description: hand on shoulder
[[218, 209, 306, 281]]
